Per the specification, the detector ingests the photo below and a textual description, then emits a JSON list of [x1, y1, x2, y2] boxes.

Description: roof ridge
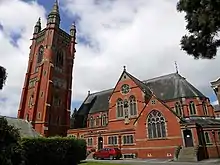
[[144, 72, 180, 82], [89, 88, 113, 95]]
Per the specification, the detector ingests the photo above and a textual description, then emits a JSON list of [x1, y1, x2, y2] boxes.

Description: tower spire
[[51, 0, 59, 15], [47, 0, 60, 27], [175, 61, 179, 74], [70, 22, 76, 37], [34, 17, 41, 34]]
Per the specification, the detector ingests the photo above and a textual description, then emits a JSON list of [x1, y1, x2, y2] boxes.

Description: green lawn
[[80, 161, 129, 165]]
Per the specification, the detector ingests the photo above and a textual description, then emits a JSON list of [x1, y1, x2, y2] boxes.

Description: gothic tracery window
[[147, 110, 166, 139], [129, 95, 137, 116], [175, 102, 182, 116], [37, 45, 44, 63], [117, 98, 123, 118], [189, 101, 196, 115]]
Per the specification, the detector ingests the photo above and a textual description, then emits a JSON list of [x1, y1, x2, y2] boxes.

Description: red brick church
[[17, 0, 220, 161], [68, 67, 220, 160]]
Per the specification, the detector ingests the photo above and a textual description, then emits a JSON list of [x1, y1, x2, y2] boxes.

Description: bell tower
[[17, 0, 76, 137]]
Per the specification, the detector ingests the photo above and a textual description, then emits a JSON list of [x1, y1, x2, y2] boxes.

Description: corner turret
[[34, 18, 41, 34], [47, 0, 60, 27]]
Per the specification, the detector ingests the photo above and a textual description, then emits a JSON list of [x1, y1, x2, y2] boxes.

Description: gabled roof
[[76, 72, 207, 115], [2, 116, 41, 138], [143, 73, 206, 101]]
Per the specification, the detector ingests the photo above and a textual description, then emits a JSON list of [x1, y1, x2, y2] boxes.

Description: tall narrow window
[[90, 117, 94, 128], [102, 115, 107, 126], [28, 95, 34, 107], [204, 132, 210, 144], [56, 50, 64, 66], [37, 45, 44, 63], [117, 99, 123, 118], [129, 96, 137, 116], [189, 101, 196, 115], [96, 116, 100, 126], [202, 102, 208, 115], [147, 110, 166, 139], [175, 102, 182, 116], [87, 138, 93, 146], [124, 99, 129, 117]]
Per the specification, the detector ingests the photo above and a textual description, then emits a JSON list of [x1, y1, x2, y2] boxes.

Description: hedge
[[0, 117, 24, 165], [21, 137, 87, 165]]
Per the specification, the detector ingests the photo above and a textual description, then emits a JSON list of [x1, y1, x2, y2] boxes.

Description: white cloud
[[211, 100, 219, 105], [62, 0, 220, 101], [1, 0, 220, 117], [0, 0, 46, 117]]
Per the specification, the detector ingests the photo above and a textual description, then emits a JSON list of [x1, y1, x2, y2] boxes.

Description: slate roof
[[77, 72, 207, 115], [143, 73, 205, 101], [3, 116, 41, 138], [213, 104, 220, 111]]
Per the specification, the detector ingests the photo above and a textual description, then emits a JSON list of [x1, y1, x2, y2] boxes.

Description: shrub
[[21, 137, 87, 165], [0, 117, 24, 165]]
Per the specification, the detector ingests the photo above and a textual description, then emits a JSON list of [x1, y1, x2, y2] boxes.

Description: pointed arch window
[[175, 102, 182, 116], [37, 45, 44, 63], [124, 99, 129, 117], [129, 95, 137, 116], [90, 117, 94, 128], [56, 50, 64, 67], [202, 102, 208, 115], [28, 94, 34, 107], [147, 110, 166, 139], [117, 99, 123, 118], [189, 101, 196, 115]]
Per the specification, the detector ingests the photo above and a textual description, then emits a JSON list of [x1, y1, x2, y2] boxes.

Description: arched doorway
[[183, 129, 194, 147], [98, 137, 103, 150]]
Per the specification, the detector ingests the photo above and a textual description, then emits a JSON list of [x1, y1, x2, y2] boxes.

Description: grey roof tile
[[213, 104, 220, 111], [2, 116, 41, 138]]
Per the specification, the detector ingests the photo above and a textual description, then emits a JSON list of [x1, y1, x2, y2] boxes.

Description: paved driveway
[[86, 158, 220, 165]]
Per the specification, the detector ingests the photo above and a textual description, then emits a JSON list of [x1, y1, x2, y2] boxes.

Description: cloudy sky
[[0, 0, 220, 117]]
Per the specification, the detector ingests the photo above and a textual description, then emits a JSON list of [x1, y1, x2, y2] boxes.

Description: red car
[[93, 148, 122, 160]]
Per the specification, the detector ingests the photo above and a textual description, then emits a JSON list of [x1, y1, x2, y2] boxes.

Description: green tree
[[0, 117, 24, 165], [0, 66, 7, 90], [177, 0, 220, 59]]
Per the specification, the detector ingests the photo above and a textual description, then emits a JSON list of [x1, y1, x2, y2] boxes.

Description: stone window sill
[[147, 138, 167, 141], [122, 143, 135, 146]]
